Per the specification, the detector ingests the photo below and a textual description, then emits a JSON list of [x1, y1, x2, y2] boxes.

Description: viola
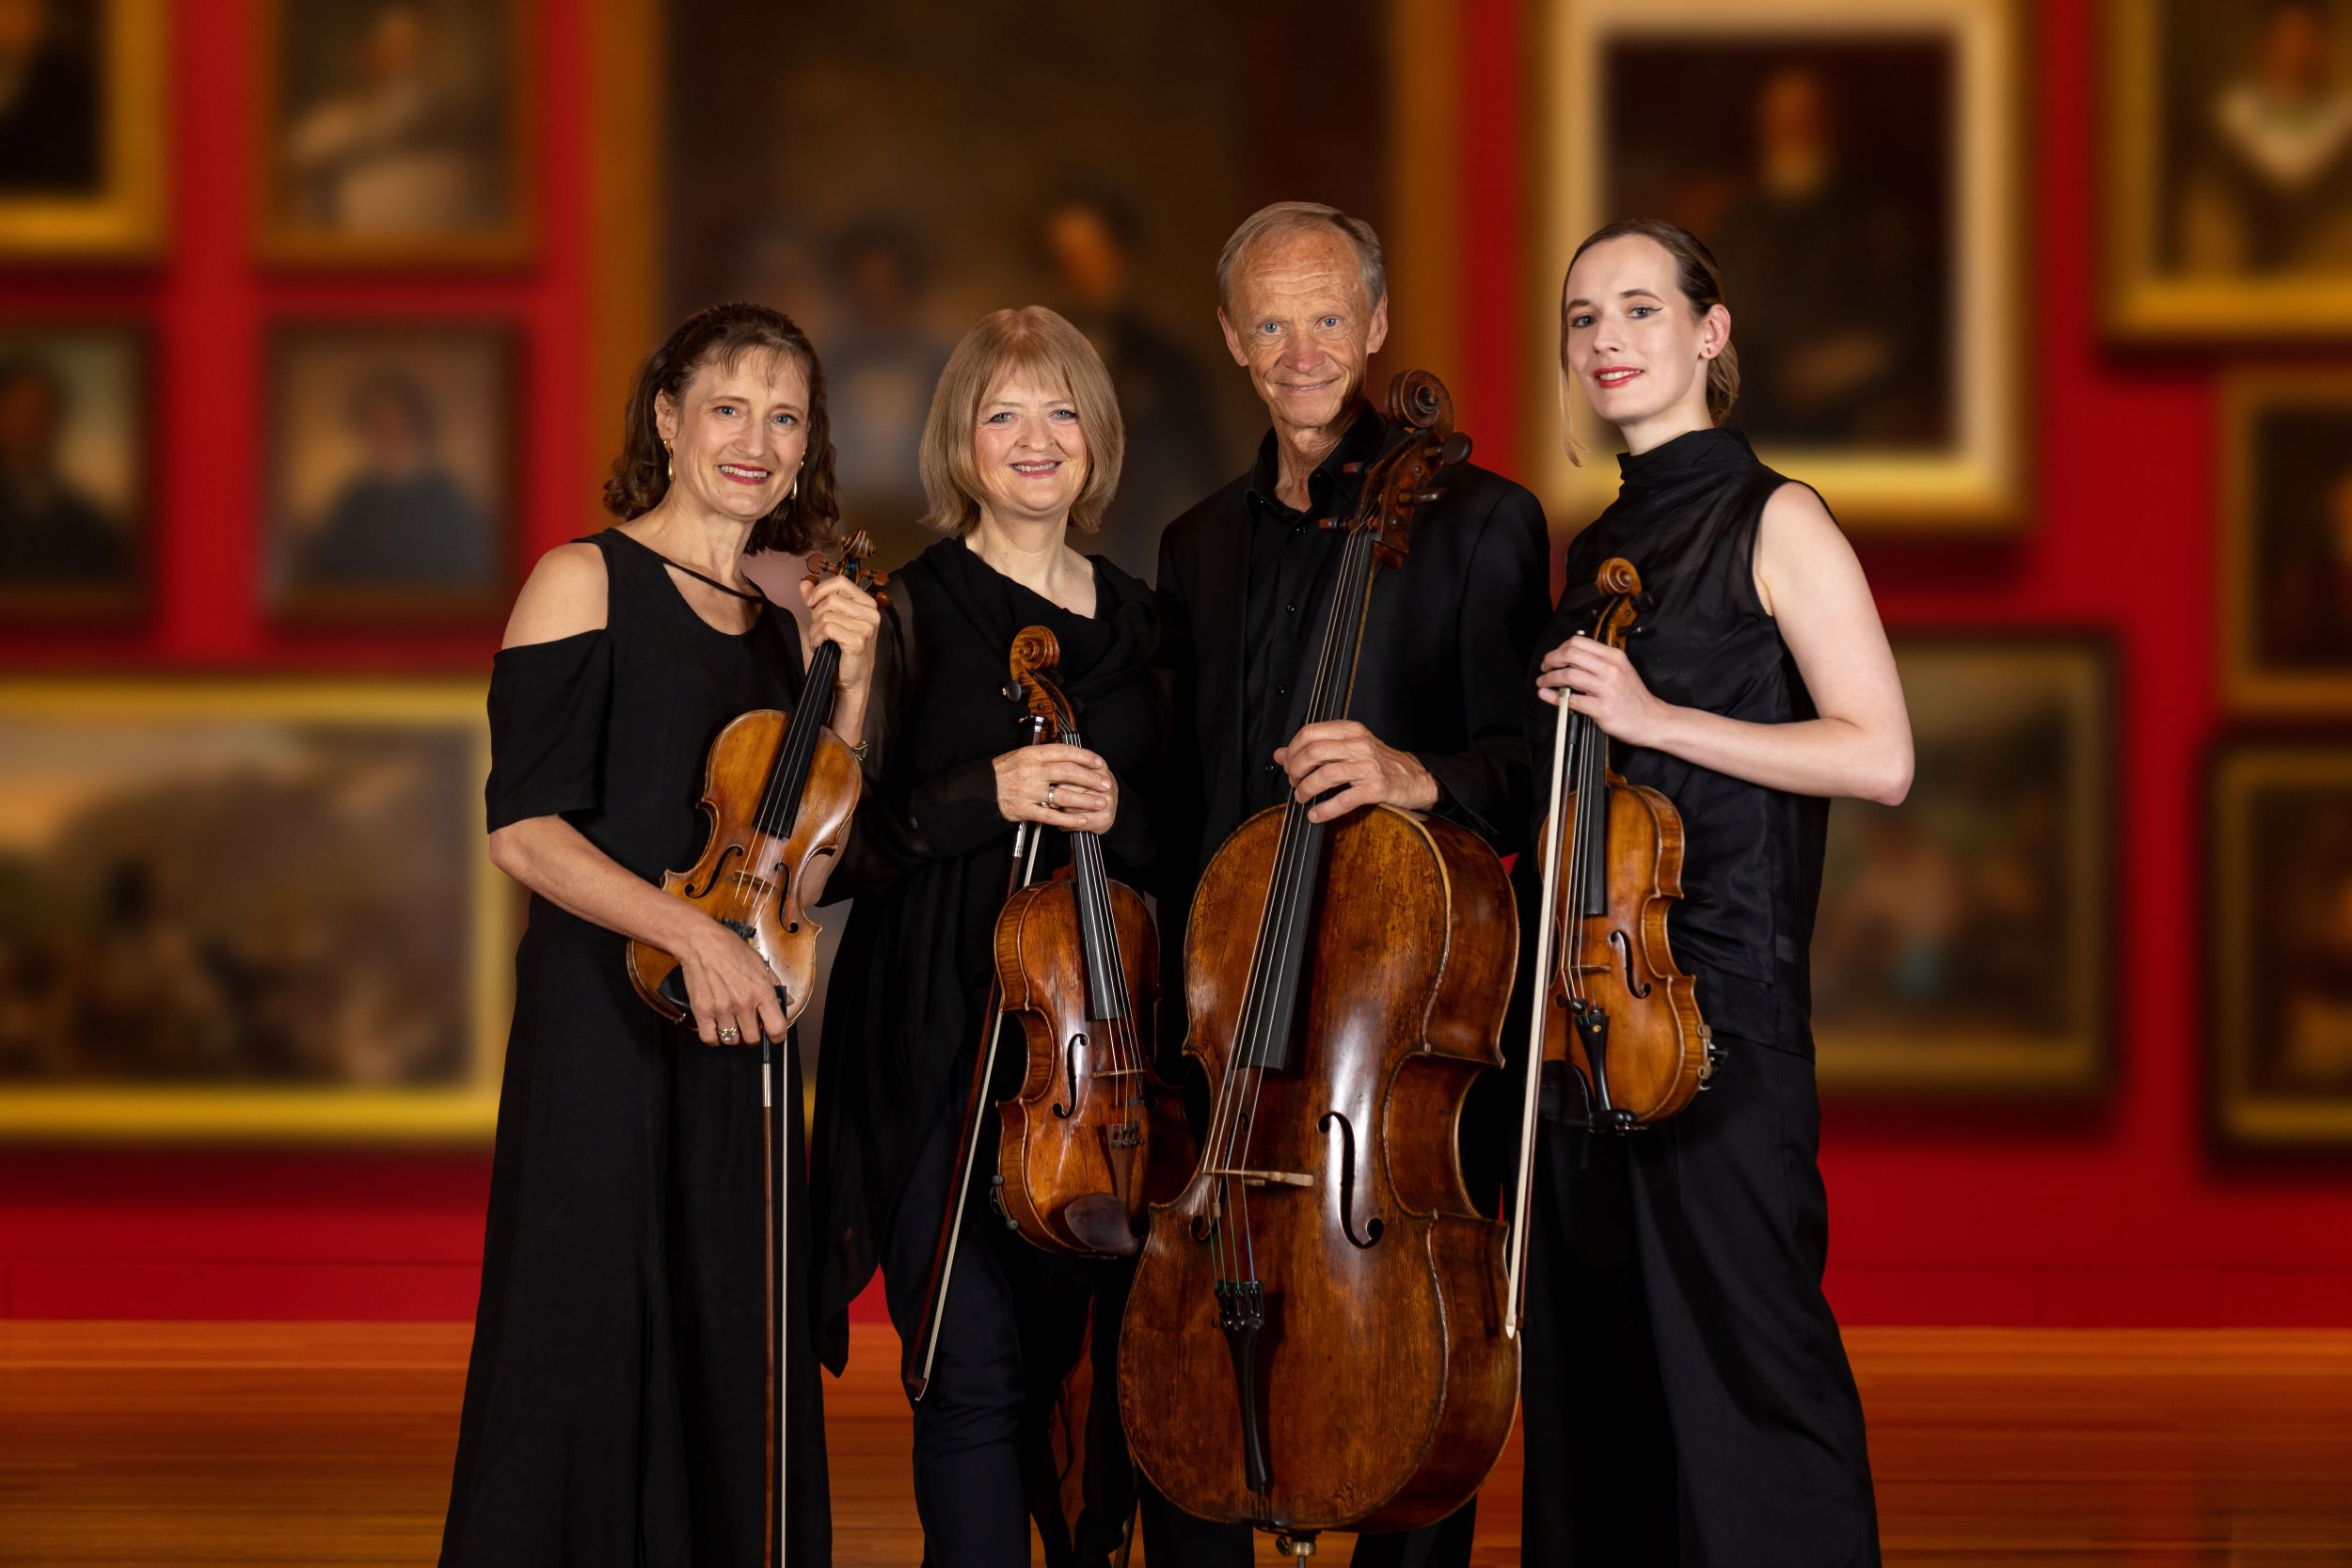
[[1502, 557, 1716, 1332], [625, 530, 884, 1032], [1117, 371, 1520, 1558], [899, 698, 1055, 1402], [991, 625, 1196, 1259]]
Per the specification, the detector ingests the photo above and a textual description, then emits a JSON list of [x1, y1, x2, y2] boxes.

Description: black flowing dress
[[1518, 426, 1878, 1566], [812, 537, 1162, 1567], [440, 527, 831, 1568]]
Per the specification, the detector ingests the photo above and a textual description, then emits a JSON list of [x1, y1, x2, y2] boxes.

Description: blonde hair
[[1559, 217, 1740, 467], [919, 307, 1125, 537]]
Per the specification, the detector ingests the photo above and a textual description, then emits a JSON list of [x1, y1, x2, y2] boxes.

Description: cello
[[992, 625, 1196, 1258], [1117, 371, 1519, 1558], [624, 528, 883, 1566], [1502, 556, 1717, 1331]]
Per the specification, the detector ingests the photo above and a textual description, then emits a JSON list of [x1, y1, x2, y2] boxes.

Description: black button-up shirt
[[1237, 406, 1391, 812]]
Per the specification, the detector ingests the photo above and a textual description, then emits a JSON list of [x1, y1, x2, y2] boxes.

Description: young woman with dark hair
[[437, 302, 879, 1567], [1519, 218, 1911, 1566]]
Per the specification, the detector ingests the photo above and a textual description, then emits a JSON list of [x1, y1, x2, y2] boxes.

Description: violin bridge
[[1201, 1165, 1315, 1189]]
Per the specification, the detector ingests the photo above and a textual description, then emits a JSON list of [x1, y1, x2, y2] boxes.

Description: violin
[[1502, 557, 1716, 1330], [626, 529, 885, 1031], [1118, 371, 1520, 1557], [620, 527, 882, 1568], [991, 626, 1196, 1259]]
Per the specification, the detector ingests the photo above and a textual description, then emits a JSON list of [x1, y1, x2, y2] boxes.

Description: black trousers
[[882, 1101, 1136, 1568], [1520, 1035, 1881, 1567]]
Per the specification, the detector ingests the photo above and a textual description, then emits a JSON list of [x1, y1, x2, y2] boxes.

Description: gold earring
[[788, 469, 800, 500], [662, 439, 674, 484]]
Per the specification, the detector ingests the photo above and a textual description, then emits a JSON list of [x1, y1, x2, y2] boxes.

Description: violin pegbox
[[806, 530, 890, 606]]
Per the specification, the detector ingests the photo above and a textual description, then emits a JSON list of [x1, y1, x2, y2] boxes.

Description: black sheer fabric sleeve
[[485, 629, 614, 832], [824, 578, 1006, 902]]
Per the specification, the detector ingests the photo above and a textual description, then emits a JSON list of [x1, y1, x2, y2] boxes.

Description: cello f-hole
[[1316, 1110, 1385, 1250]]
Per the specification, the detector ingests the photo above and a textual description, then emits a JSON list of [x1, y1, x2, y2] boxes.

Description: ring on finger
[[1045, 783, 1059, 810], [715, 1023, 741, 1045]]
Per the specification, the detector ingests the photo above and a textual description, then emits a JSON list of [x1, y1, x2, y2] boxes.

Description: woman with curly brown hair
[[437, 302, 879, 1568]]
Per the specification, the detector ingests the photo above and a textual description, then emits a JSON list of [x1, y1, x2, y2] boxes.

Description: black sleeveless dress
[[439, 528, 832, 1568], [1518, 427, 1879, 1567]]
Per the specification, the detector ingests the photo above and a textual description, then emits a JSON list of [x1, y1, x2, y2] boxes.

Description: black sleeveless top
[[1536, 426, 1828, 1052]]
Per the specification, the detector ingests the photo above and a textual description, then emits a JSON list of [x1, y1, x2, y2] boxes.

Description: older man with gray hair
[[1139, 198, 1550, 1568]]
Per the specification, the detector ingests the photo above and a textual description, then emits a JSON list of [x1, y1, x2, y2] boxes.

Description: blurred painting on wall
[[0, 324, 144, 621], [0, 681, 507, 1140], [262, 322, 512, 622], [1538, 0, 2023, 531], [1812, 638, 2111, 1097], [2212, 741, 2352, 1148], [660, 1, 1391, 578], [257, 0, 532, 265], [0, 0, 165, 260], [2109, 0, 2352, 337], [2224, 371, 2352, 708]]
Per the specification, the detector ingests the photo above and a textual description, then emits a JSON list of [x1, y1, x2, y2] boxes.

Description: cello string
[[1222, 520, 1375, 1287]]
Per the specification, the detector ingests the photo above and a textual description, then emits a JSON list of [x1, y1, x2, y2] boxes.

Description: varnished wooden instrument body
[[625, 712, 859, 1032], [1117, 371, 1520, 1546], [992, 871, 1193, 1255], [1119, 803, 1519, 1532], [1534, 557, 1711, 1128]]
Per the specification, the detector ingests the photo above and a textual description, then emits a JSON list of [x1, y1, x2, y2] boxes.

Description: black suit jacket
[[1151, 415, 1553, 896]]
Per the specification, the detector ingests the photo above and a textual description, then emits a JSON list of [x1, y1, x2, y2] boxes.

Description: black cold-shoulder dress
[[439, 527, 831, 1568]]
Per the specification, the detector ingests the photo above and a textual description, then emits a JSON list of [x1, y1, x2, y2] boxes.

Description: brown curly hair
[[602, 302, 840, 553]]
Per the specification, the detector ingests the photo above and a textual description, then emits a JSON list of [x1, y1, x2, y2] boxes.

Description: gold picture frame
[[1813, 636, 2112, 1097], [254, 0, 538, 268], [2105, 0, 2352, 340], [2211, 741, 2352, 1148], [1532, 0, 2026, 532], [2221, 369, 2352, 710], [0, 0, 167, 262], [0, 321, 150, 624], [0, 679, 510, 1142]]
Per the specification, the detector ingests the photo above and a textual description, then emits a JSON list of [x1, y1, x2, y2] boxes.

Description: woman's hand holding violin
[[673, 910, 791, 1048], [994, 743, 1117, 835], [1536, 632, 1673, 748], [801, 572, 882, 692]]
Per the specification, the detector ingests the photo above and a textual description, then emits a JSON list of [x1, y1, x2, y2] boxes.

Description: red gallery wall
[[4, 0, 2351, 1327]]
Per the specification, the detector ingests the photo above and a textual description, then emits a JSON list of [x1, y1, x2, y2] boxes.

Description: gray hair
[[1215, 200, 1387, 316]]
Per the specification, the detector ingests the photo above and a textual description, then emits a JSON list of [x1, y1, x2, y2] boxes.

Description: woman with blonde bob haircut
[[812, 306, 1168, 1566]]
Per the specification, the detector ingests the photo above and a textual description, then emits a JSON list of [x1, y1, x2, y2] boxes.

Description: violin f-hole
[[1053, 1033, 1087, 1118], [1316, 1110, 1385, 1250], [681, 843, 744, 901], [1609, 928, 1652, 999]]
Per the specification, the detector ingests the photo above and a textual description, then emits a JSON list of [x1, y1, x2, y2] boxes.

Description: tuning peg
[[1341, 461, 1366, 476], [1440, 433, 1471, 467], [1413, 489, 1446, 505]]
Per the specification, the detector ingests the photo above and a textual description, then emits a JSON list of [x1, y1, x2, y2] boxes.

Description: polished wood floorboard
[[2, 1322, 2348, 1565]]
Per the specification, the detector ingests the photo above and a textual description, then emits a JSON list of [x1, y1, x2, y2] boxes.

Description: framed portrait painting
[[262, 321, 516, 623], [1811, 636, 2113, 1097], [0, 680, 509, 1141], [255, 0, 535, 266], [2106, 0, 2352, 339], [2222, 370, 2352, 709], [1535, 0, 2026, 531], [0, 0, 167, 261], [2210, 741, 2352, 1148], [0, 323, 146, 622]]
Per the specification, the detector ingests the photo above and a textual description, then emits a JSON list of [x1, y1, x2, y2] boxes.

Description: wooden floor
[[2, 1322, 2349, 1565]]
